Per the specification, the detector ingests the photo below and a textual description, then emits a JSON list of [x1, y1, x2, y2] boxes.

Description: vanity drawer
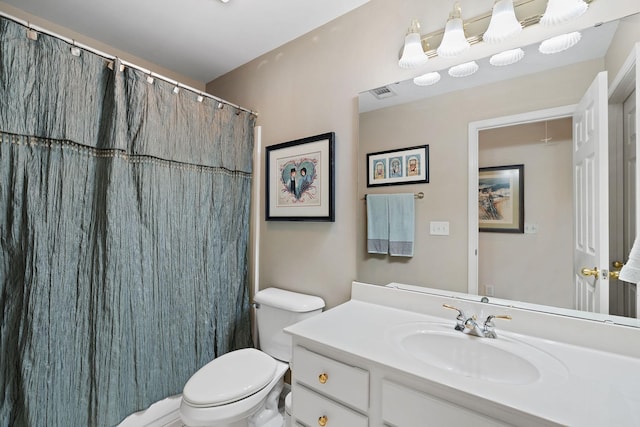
[[293, 385, 368, 427], [382, 380, 511, 427], [293, 346, 369, 412]]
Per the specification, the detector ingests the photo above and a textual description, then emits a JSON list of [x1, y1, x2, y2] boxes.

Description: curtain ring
[[71, 40, 81, 57]]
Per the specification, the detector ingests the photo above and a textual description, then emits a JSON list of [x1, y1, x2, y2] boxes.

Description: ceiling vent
[[369, 85, 397, 100]]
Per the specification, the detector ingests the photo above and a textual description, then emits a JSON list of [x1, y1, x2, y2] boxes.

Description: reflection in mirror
[[478, 118, 573, 307], [358, 11, 640, 327]]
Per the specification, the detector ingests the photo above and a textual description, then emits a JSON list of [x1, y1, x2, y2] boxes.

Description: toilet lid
[[182, 348, 277, 408]]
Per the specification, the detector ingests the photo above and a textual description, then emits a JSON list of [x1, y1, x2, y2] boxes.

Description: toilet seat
[[182, 348, 277, 408]]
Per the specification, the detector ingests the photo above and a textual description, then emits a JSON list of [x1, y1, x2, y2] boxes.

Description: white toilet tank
[[254, 287, 325, 362]]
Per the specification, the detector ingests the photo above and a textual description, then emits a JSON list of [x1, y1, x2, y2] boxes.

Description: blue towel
[[388, 194, 415, 257], [366, 194, 389, 254], [367, 194, 415, 257]]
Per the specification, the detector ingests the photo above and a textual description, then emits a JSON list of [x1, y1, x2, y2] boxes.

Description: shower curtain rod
[[0, 11, 258, 117]]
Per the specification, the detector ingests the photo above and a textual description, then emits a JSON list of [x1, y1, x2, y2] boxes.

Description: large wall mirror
[[357, 4, 640, 327]]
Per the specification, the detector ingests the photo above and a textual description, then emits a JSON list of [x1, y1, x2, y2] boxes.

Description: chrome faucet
[[463, 315, 485, 337], [443, 304, 511, 338]]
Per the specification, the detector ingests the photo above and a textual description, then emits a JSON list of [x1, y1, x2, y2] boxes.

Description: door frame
[[468, 105, 577, 296], [608, 42, 639, 317]]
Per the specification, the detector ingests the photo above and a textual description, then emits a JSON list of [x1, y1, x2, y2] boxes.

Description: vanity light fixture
[[397, 0, 595, 66], [489, 48, 525, 66], [398, 20, 429, 69], [539, 31, 582, 54], [540, 0, 588, 26], [413, 71, 441, 86], [448, 60, 479, 78], [483, 0, 522, 43], [437, 2, 470, 58]]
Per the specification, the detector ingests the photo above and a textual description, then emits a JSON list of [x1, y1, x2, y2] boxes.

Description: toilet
[[179, 287, 325, 427], [283, 392, 292, 427]]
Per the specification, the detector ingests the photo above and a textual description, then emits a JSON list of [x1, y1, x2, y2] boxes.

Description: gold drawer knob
[[318, 415, 328, 426], [318, 373, 328, 384]]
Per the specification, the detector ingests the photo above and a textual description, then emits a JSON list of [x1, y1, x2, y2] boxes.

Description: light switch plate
[[430, 221, 450, 236]]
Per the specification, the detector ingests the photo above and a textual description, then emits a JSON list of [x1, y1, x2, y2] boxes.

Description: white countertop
[[285, 295, 640, 426]]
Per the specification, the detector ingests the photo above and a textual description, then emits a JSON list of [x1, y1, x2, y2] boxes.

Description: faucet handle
[[483, 314, 512, 330], [484, 314, 512, 324], [442, 304, 464, 316], [443, 304, 466, 331], [482, 314, 511, 338]]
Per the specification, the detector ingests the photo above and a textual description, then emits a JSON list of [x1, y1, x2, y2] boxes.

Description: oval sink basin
[[388, 322, 568, 385]]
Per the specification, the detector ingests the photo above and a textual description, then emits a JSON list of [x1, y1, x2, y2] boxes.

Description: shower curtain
[[0, 17, 254, 426]]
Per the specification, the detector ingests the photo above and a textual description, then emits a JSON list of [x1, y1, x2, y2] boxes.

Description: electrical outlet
[[430, 221, 450, 236], [485, 285, 494, 296], [524, 223, 539, 234]]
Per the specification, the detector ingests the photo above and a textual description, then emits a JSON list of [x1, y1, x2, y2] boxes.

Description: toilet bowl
[[179, 288, 325, 427], [180, 348, 287, 427]]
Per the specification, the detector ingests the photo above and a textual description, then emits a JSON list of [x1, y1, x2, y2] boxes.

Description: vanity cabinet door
[[293, 385, 368, 427], [382, 380, 511, 427], [293, 346, 369, 412]]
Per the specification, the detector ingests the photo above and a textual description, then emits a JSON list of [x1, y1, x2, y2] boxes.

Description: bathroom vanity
[[284, 282, 640, 426]]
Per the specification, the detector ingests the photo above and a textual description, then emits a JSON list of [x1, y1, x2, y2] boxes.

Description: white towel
[[366, 194, 415, 257], [366, 195, 389, 254], [619, 235, 640, 284], [388, 194, 415, 257]]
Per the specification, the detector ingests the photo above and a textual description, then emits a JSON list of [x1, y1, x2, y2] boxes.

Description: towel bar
[[363, 192, 424, 201]]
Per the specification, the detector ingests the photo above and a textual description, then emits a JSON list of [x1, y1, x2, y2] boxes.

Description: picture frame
[[266, 132, 335, 222], [479, 164, 524, 233], [366, 145, 429, 187]]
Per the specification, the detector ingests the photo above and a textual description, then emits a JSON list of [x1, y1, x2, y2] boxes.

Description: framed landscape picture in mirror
[[479, 164, 524, 233], [366, 145, 429, 187], [266, 132, 335, 222]]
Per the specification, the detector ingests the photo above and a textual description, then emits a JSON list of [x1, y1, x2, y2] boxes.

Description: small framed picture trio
[[366, 145, 429, 187]]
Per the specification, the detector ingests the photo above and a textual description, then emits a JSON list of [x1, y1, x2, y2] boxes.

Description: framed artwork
[[366, 145, 429, 187], [266, 132, 335, 222], [479, 164, 524, 233]]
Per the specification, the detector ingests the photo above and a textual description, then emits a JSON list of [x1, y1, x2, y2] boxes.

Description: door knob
[[581, 267, 599, 278], [610, 261, 624, 280]]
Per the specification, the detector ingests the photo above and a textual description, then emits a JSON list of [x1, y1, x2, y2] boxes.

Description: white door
[[574, 72, 610, 313]]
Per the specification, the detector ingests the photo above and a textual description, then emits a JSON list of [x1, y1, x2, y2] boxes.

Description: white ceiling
[[1, 0, 370, 84]]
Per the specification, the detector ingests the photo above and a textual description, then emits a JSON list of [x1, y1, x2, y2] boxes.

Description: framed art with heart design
[[266, 132, 335, 221]]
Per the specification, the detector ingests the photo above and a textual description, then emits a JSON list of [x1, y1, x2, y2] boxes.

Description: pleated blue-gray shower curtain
[[0, 16, 254, 426]]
